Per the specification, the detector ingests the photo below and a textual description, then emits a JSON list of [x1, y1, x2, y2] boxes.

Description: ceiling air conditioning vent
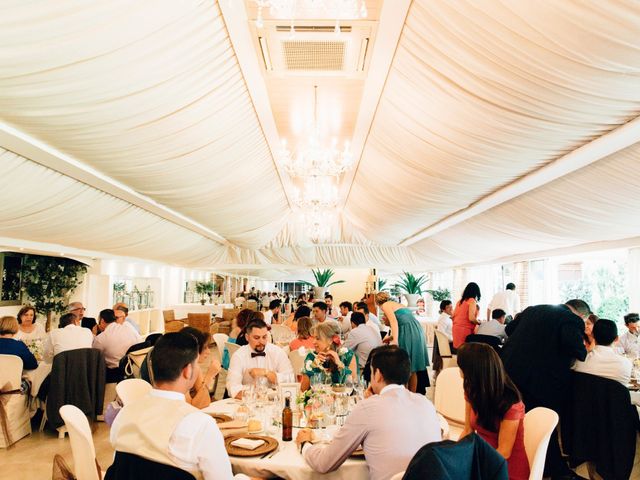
[[276, 25, 352, 33], [282, 40, 346, 71]]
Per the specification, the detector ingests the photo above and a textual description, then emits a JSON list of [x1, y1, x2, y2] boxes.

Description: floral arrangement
[[25, 339, 43, 362], [296, 387, 328, 408]]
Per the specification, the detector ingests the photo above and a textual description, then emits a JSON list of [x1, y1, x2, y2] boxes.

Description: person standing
[[452, 282, 481, 349], [500, 299, 590, 480], [375, 292, 428, 393], [436, 300, 453, 342], [487, 283, 520, 323]]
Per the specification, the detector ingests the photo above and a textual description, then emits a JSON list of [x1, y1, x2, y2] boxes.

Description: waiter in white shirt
[[618, 313, 640, 357], [487, 283, 520, 322], [296, 346, 441, 480], [226, 319, 293, 399]]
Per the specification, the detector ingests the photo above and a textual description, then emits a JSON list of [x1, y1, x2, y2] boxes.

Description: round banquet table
[[204, 398, 369, 480], [23, 361, 52, 397]]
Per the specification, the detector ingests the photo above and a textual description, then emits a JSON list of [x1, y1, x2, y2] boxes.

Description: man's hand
[[296, 428, 313, 447], [248, 368, 266, 378], [364, 386, 374, 399]]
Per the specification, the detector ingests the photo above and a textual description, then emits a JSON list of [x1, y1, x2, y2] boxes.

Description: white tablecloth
[[23, 362, 51, 397], [415, 316, 438, 346], [170, 303, 234, 319], [204, 399, 369, 480]]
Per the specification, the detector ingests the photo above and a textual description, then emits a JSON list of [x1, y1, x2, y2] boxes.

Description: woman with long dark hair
[[457, 343, 529, 480], [452, 282, 481, 349]]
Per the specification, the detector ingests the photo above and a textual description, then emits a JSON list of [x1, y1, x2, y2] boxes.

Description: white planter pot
[[313, 286, 327, 300], [404, 294, 420, 307]]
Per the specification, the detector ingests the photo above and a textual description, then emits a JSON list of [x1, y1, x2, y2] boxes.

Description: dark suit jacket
[[500, 304, 587, 411], [105, 452, 195, 480], [403, 433, 508, 480]]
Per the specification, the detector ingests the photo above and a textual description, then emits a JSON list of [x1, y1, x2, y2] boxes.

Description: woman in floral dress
[[300, 322, 357, 392]]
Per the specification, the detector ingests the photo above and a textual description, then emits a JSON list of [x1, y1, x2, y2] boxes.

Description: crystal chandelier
[[279, 86, 354, 178], [292, 175, 339, 208], [254, 0, 368, 29], [304, 209, 335, 243]]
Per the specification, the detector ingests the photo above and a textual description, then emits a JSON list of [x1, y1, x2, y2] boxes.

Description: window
[[0, 253, 24, 306]]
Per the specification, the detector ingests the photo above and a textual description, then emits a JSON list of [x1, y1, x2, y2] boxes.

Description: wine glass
[[344, 377, 354, 396]]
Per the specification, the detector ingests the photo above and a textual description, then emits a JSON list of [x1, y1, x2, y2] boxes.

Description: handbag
[[123, 346, 153, 379]]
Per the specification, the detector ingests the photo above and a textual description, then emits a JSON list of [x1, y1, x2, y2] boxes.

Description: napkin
[[230, 438, 265, 450], [218, 420, 247, 430]]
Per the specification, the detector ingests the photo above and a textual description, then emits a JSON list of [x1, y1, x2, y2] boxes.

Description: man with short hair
[[436, 300, 453, 342], [263, 299, 281, 326], [573, 319, 632, 386], [296, 346, 441, 480], [487, 283, 520, 322], [109, 332, 248, 479], [337, 301, 353, 335], [68, 301, 97, 334], [501, 299, 590, 480], [43, 312, 94, 363], [312, 301, 339, 329], [476, 308, 507, 341], [93, 308, 140, 382], [324, 294, 339, 319], [618, 313, 640, 357], [354, 302, 383, 336], [345, 311, 382, 371], [113, 303, 140, 334], [226, 319, 293, 399]]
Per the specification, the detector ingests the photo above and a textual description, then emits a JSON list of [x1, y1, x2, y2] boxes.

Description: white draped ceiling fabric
[[1, 0, 639, 274]]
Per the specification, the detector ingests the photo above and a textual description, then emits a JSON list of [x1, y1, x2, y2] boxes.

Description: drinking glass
[[344, 377, 354, 396]]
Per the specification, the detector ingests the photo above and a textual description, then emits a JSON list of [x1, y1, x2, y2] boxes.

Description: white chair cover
[[435, 330, 458, 370], [271, 324, 292, 344], [59, 404, 100, 480], [225, 342, 241, 358], [212, 333, 229, 366], [288, 348, 307, 379], [434, 367, 465, 426], [523, 407, 559, 480], [116, 378, 152, 406], [0, 354, 31, 448]]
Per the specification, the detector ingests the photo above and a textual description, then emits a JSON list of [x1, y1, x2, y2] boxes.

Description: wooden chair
[[187, 313, 212, 335], [163, 310, 186, 333], [222, 308, 240, 323]]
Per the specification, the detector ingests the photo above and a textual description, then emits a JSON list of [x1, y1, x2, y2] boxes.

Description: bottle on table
[[282, 394, 293, 441]]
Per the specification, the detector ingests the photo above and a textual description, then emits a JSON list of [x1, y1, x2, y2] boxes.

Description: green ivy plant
[[395, 272, 428, 295], [298, 269, 346, 288], [20, 254, 88, 331]]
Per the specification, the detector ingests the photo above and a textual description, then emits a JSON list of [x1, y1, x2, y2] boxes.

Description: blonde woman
[[0, 316, 38, 370], [300, 322, 356, 392], [375, 292, 428, 392]]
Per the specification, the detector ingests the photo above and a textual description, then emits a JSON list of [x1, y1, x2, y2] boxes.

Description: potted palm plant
[[395, 272, 428, 308], [195, 281, 214, 305], [298, 269, 345, 300]]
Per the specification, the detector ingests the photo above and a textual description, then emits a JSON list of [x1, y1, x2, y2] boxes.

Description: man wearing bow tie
[[226, 319, 294, 399]]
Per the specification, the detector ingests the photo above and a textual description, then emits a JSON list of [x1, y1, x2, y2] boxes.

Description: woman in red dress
[[452, 282, 481, 349], [457, 342, 530, 480]]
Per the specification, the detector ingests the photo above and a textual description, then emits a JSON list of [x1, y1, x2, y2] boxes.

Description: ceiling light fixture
[[279, 85, 354, 177], [292, 175, 339, 208]]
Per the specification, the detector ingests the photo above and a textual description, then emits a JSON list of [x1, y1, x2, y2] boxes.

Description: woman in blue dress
[[375, 291, 428, 392], [300, 322, 356, 392]]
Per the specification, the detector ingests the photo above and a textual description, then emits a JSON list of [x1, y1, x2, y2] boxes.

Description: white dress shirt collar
[[380, 384, 405, 396], [150, 388, 187, 402]]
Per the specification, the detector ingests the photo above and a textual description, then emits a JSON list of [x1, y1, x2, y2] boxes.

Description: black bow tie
[[251, 352, 266, 358]]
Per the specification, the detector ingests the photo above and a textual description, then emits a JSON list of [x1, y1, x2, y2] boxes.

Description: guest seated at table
[[68, 301, 97, 335], [113, 302, 140, 334], [416, 298, 426, 315], [235, 311, 264, 347], [181, 327, 221, 408], [43, 312, 93, 363], [324, 294, 339, 320], [0, 315, 37, 370], [263, 299, 281, 326], [300, 322, 357, 392], [312, 301, 340, 331], [476, 309, 507, 342], [226, 319, 293, 399], [336, 301, 353, 335], [458, 342, 530, 480], [618, 312, 640, 357], [345, 312, 382, 373], [92, 308, 140, 383], [109, 332, 250, 479], [583, 313, 598, 350], [289, 316, 315, 351], [354, 302, 383, 335], [284, 305, 311, 334], [436, 300, 453, 342], [222, 309, 253, 369], [296, 346, 441, 480], [572, 319, 632, 386], [14, 305, 46, 345]]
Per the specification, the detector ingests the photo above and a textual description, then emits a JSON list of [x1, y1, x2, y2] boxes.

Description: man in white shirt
[[573, 319, 632, 385], [312, 301, 340, 330], [324, 295, 340, 319], [487, 283, 520, 322], [476, 309, 507, 342], [43, 312, 94, 363], [109, 332, 248, 479], [336, 301, 353, 335], [113, 303, 140, 334], [114, 306, 142, 336], [436, 300, 453, 342], [226, 319, 293, 399], [618, 313, 640, 357], [354, 302, 383, 337], [345, 312, 382, 371], [263, 299, 281, 326], [296, 346, 441, 480], [92, 309, 140, 382]]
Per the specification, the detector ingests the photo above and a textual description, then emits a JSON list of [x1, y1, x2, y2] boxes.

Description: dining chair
[[271, 324, 292, 344], [225, 341, 241, 358], [59, 404, 102, 480], [434, 330, 457, 369], [0, 354, 31, 447], [115, 378, 152, 406], [288, 348, 306, 380], [212, 333, 229, 364], [523, 407, 558, 480], [433, 367, 465, 430]]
